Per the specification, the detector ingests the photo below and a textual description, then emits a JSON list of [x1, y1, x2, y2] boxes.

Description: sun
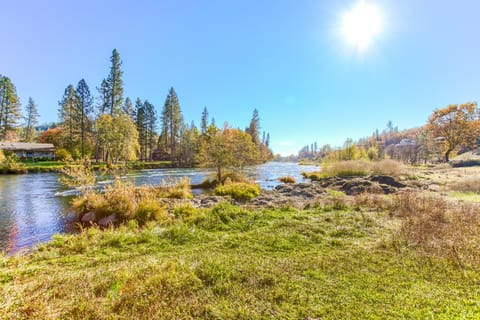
[[340, 1, 384, 52]]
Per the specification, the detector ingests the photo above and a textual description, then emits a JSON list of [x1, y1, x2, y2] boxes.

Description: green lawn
[[1, 203, 479, 319], [4, 160, 174, 174]]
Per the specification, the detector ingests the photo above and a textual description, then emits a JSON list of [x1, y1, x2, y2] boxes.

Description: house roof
[[0, 142, 56, 152]]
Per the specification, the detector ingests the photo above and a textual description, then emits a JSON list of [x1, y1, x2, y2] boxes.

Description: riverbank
[[0, 160, 174, 174], [2, 164, 480, 318], [2, 201, 479, 319]]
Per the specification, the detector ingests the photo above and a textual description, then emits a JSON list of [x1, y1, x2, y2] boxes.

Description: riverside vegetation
[[2, 160, 480, 318], [3, 49, 480, 318]]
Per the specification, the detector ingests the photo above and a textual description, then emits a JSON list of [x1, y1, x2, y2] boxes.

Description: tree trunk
[[217, 166, 222, 184], [445, 149, 453, 162]]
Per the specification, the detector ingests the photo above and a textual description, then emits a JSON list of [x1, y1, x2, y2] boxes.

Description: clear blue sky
[[2, 0, 480, 155]]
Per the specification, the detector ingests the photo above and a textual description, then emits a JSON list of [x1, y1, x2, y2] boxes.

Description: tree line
[[297, 103, 480, 164], [1, 49, 273, 168]]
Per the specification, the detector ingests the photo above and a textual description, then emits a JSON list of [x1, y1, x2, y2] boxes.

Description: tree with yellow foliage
[[427, 102, 479, 162], [196, 125, 259, 183]]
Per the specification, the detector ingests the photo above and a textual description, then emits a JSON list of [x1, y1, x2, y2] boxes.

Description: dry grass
[[322, 160, 371, 177], [449, 176, 480, 194], [278, 176, 296, 184], [391, 192, 480, 268], [353, 193, 394, 212], [73, 178, 192, 224], [371, 159, 405, 177], [305, 159, 405, 181]]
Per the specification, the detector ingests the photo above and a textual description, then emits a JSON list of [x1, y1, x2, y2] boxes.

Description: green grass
[[1, 203, 479, 319], [0, 160, 174, 174], [449, 191, 480, 203]]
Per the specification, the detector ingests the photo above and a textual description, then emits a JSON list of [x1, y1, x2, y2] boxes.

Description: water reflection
[[0, 174, 72, 253], [0, 162, 318, 253]]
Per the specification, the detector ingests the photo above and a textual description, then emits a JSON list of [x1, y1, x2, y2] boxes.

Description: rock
[[98, 214, 118, 228], [81, 211, 96, 225], [370, 175, 406, 188], [340, 180, 372, 195], [275, 185, 293, 193]]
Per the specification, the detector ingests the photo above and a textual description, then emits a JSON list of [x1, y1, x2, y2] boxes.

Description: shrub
[[55, 148, 72, 162], [215, 182, 260, 201], [302, 171, 323, 181], [0, 154, 27, 174], [221, 171, 249, 184], [278, 176, 296, 184], [193, 178, 218, 189], [59, 161, 96, 187], [135, 199, 169, 225], [173, 204, 202, 221]]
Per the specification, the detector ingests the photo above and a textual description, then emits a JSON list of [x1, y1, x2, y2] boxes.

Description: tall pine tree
[[160, 87, 182, 161], [106, 49, 124, 115], [58, 85, 80, 152], [201, 106, 209, 134], [0, 75, 21, 140], [76, 79, 94, 158], [23, 97, 40, 142], [97, 79, 110, 115], [123, 97, 134, 119], [144, 100, 157, 161], [134, 98, 147, 160]]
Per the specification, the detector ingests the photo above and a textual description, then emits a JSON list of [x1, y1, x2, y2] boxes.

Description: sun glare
[[341, 1, 384, 52]]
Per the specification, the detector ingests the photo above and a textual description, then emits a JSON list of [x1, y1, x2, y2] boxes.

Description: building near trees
[[0, 142, 56, 160]]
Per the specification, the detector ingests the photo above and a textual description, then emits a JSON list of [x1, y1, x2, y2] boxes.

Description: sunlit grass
[[1, 202, 479, 319], [449, 191, 480, 203]]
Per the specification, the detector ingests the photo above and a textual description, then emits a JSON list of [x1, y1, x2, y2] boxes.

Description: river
[[0, 162, 318, 253]]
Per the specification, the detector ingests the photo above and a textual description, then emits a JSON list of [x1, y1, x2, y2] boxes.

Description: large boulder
[[98, 214, 118, 228], [370, 175, 406, 188], [81, 211, 96, 225]]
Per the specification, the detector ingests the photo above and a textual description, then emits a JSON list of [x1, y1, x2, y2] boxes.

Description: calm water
[[0, 162, 318, 253]]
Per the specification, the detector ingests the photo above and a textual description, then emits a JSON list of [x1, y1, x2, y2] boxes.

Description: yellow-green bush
[[135, 199, 170, 225], [55, 148, 72, 162], [215, 182, 260, 201]]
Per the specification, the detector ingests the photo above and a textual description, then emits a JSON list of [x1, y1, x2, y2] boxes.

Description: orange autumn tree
[[427, 102, 480, 162]]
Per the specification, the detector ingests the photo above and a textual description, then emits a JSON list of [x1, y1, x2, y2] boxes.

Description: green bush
[[55, 148, 72, 162], [174, 204, 201, 221], [0, 154, 27, 174], [215, 182, 260, 201], [135, 199, 169, 225]]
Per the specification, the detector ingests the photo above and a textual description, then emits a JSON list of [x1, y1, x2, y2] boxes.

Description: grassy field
[[1, 202, 479, 319]]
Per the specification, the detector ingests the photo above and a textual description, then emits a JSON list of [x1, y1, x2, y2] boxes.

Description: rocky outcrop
[[311, 175, 406, 196]]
